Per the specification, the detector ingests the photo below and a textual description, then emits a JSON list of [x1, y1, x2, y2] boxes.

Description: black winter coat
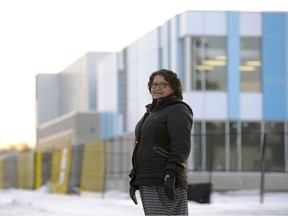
[[129, 95, 193, 190]]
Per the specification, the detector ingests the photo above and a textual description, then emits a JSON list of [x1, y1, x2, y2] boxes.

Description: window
[[191, 36, 227, 90], [191, 37, 202, 90], [191, 120, 286, 173], [229, 122, 238, 171], [193, 122, 202, 171], [206, 122, 226, 171], [241, 122, 261, 171], [265, 122, 285, 172], [240, 37, 262, 92]]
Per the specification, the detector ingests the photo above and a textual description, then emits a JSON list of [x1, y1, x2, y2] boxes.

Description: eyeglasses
[[150, 82, 170, 89]]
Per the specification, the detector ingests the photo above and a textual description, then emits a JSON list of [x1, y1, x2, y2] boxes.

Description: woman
[[129, 69, 193, 215]]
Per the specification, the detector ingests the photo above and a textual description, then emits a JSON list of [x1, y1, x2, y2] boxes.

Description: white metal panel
[[184, 91, 228, 120], [97, 53, 118, 112], [36, 74, 59, 125], [183, 91, 205, 120], [203, 11, 227, 35], [170, 16, 179, 71], [180, 11, 204, 36], [204, 92, 228, 119], [179, 11, 188, 37], [160, 21, 169, 47], [160, 21, 170, 68], [125, 31, 159, 132], [179, 11, 227, 36], [240, 93, 263, 120], [170, 15, 179, 41], [240, 12, 262, 36]]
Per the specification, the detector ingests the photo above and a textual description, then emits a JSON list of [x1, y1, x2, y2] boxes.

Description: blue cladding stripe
[[100, 112, 113, 139], [227, 12, 240, 119], [263, 13, 287, 120], [287, 14, 288, 119], [263, 13, 286, 36], [263, 38, 286, 79], [263, 83, 286, 120]]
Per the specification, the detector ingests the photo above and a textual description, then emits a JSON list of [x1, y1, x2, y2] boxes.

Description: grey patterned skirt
[[139, 185, 188, 216]]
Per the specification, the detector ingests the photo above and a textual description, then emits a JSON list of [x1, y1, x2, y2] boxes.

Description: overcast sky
[[0, 0, 287, 148]]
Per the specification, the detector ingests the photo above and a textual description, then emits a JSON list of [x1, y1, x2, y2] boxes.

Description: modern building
[[36, 10, 288, 191], [36, 52, 122, 150]]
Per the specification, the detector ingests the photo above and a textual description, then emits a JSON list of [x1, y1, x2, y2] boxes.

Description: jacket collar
[[145, 95, 193, 116], [145, 95, 177, 112]]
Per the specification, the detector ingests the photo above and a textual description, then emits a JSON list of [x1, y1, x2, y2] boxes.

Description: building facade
[[36, 11, 288, 190]]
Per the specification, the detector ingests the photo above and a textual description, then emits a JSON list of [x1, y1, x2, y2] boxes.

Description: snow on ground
[[0, 186, 287, 216]]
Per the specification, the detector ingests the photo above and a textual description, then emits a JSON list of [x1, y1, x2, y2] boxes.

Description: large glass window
[[241, 122, 261, 171], [240, 37, 262, 92], [265, 122, 285, 172], [206, 122, 226, 171], [191, 121, 287, 173], [191, 36, 227, 91]]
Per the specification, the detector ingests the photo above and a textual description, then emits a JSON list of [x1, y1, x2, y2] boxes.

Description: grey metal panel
[[105, 135, 133, 191], [3, 154, 18, 188]]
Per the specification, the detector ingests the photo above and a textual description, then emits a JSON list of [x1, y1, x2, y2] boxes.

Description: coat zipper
[[132, 98, 160, 176]]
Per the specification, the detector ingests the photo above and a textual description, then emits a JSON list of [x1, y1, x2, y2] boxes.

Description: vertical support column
[[227, 12, 240, 120]]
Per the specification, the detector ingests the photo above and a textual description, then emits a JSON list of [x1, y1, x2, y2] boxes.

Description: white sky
[[0, 0, 287, 148]]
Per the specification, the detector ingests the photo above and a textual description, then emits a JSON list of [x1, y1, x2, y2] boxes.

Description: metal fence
[[0, 132, 287, 194]]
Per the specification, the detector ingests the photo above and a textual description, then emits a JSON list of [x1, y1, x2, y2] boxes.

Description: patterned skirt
[[139, 185, 188, 216]]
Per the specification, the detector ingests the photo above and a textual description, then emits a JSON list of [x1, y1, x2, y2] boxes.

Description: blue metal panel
[[263, 38, 286, 80], [100, 112, 115, 139], [287, 14, 288, 119], [263, 13, 287, 120], [263, 13, 286, 36], [263, 83, 286, 120], [227, 12, 240, 119]]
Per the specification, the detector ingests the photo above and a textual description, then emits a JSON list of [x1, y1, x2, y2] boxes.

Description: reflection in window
[[193, 122, 202, 171], [265, 122, 285, 172], [204, 37, 227, 90], [206, 122, 225, 171], [241, 122, 261, 171], [229, 122, 238, 171], [240, 37, 262, 92], [191, 37, 202, 90], [191, 36, 227, 90]]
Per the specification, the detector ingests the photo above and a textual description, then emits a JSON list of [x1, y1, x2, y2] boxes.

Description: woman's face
[[150, 75, 174, 99]]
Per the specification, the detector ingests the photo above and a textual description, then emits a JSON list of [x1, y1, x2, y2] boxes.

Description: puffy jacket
[[129, 95, 193, 189]]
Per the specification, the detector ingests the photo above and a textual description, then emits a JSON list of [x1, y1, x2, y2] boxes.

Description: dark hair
[[148, 69, 183, 100]]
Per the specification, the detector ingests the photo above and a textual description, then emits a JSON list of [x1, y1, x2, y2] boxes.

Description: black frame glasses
[[150, 82, 170, 89]]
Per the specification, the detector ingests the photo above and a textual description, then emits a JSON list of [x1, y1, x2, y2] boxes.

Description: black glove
[[164, 172, 176, 200], [129, 186, 138, 205]]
